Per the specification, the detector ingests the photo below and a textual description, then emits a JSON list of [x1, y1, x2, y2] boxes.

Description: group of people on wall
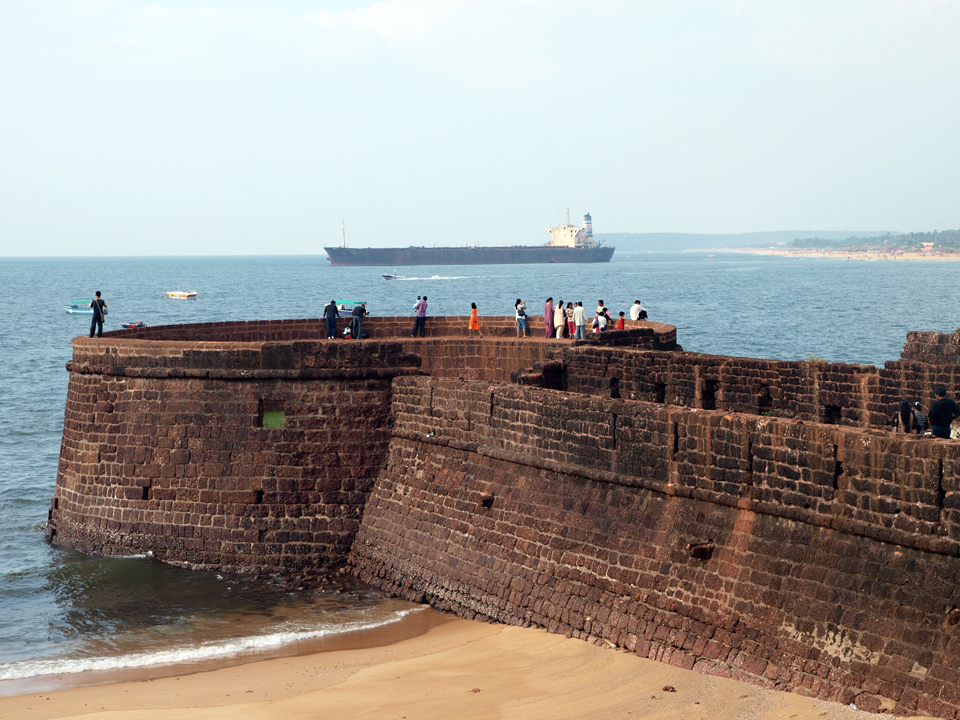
[[321, 296, 649, 341], [322, 296, 429, 340], [896, 386, 960, 438], [513, 298, 647, 340]]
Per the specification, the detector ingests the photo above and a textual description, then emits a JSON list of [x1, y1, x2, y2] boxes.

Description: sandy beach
[[0, 616, 910, 720], [732, 247, 960, 261]]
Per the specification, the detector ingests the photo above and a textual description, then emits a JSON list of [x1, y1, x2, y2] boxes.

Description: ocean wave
[[402, 275, 471, 281], [0, 607, 423, 681]]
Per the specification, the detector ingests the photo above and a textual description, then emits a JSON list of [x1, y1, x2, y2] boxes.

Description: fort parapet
[[48, 320, 960, 718]]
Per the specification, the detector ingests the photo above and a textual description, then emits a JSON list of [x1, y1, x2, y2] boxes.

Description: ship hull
[[324, 245, 615, 266]]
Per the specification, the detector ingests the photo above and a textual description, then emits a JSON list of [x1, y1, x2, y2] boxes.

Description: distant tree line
[[789, 229, 960, 250]]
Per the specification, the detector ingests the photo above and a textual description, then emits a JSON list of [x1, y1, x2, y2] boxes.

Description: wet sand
[[0, 617, 914, 720]]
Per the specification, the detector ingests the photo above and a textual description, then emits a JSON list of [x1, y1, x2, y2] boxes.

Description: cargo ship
[[324, 213, 614, 266]]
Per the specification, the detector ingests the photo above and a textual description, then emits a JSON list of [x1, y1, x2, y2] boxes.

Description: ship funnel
[[583, 213, 593, 239]]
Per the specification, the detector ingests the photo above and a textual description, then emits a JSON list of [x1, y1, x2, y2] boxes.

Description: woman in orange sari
[[469, 302, 483, 338]]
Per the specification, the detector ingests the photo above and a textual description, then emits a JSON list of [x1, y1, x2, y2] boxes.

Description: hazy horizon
[[3, 2, 957, 257]]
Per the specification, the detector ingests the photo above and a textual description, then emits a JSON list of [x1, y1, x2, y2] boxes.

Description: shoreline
[[727, 247, 960, 261], [0, 603, 445, 699], [0, 617, 908, 720]]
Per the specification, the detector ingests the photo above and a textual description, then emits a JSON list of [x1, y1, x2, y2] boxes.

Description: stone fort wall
[[48, 319, 960, 717]]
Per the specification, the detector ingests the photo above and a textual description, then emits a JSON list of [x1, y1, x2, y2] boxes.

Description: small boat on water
[[122, 320, 147, 329], [63, 300, 94, 314], [166, 291, 197, 299], [335, 300, 367, 318], [381, 271, 402, 280]]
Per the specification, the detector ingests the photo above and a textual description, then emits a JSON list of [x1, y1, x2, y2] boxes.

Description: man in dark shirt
[[323, 300, 339, 339], [350, 302, 367, 339], [927, 386, 960, 439], [89, 291, 107, 338]]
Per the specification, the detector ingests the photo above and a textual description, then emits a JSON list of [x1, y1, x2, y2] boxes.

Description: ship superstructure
[[546, 212, 597, 249]]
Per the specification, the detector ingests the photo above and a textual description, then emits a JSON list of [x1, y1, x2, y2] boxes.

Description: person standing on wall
[[544, 297, 554, 338], [468, 302, 483, 338], [412, 295, 427, 338], [553, 299, 565, 339], [350, 302, 367, 340], [928, 386, 960, 438], [572, 301, 587, 341], [323, 300, 339, 339], [913, 402, 928, 435], [515, 299, 527, 338], [89, 291, 107, 338]]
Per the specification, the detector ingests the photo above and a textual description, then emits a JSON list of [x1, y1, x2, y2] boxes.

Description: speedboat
[[166, 291, 197, 299], [64, 301, 94, 314], [381, 271, 402, 280]]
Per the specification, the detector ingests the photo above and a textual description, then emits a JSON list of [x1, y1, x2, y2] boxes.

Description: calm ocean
[[2, 252, 958, 693]]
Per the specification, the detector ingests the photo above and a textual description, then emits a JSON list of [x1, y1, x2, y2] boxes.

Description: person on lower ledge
[[927, 386, 960, 439]]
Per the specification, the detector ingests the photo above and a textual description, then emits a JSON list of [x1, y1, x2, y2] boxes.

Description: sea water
[[1, 252, 958, 692]]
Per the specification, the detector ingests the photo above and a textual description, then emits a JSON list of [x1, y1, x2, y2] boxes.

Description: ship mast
[[341, 220, 346, 248]]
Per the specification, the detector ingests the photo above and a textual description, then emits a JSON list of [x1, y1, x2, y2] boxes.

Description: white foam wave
[[0, 608, 421, 681], [402, 275, 470, 281]]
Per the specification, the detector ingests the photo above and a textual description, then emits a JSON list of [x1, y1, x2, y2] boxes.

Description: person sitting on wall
[[927, 386, 960, 439], [593, 311, 607, 332], [630, 300, 648, 321]]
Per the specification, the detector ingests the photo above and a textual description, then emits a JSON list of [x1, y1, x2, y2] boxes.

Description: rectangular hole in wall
[[141, 486, 150, 501], [702, 380, 718, 410], [824, 405, 842, 425], [262, 410, 285, 429], [757, 387, 773, 413], [938, 459, 945, 512], [654, 382, 666, 404], [258, 399, 286, 428]]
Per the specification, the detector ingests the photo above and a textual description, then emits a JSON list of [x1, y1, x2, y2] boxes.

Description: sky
[[2, 0, 959, 256]]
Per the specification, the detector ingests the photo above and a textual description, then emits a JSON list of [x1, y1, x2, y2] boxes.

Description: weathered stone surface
[[47, 317, 960, 718]]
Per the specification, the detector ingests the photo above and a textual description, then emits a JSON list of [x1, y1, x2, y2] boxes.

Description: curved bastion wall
[[48, 317, 677, 574], [48, 318, 960, 717]]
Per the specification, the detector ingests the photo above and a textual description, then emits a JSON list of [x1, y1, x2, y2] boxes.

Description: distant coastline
[[727, 247, 960, 261]]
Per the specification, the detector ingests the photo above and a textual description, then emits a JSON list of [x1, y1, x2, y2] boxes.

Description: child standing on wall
[[469, 302, 483, 338]]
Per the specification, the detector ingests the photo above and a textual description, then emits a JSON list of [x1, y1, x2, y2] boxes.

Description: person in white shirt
[[629, 300, 648, 321], [572, 302, 587, 341]]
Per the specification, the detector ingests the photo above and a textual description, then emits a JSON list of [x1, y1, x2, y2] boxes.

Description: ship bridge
[[545, 212, 597, 248]]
